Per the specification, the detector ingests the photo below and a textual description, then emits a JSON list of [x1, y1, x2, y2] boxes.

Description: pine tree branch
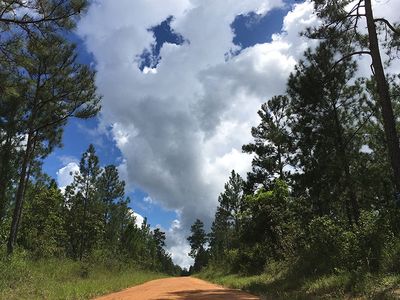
[[374, 18, 400, 35], [0, 12, 77, 25], [330, 51, 371, 72], [0, 0, 80, 25]]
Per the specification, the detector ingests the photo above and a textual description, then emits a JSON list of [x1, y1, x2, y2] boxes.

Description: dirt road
[[94, 277, 260, 300]]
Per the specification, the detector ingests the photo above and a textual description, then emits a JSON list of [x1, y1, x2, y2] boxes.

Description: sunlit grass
[[0, 252, 165, 300]]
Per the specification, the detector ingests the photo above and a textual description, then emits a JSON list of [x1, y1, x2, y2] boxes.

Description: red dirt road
[[94, 277, 260, 300]]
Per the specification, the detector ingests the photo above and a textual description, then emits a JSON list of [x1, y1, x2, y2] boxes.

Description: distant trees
[[0, 141, 179, 274], [62, 145, 178, 272], [187, 219, 209, 272], [119, 216, 177, 273], [65, 145, 104, 260], [98, 165, 128, 249]]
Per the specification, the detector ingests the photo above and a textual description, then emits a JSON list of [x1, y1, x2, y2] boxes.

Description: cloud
[[143, 196, 153, 204], [132, 211, 145, 227], [166, 219, 193, 269], [56, 162, 80, 192], [161, 219, 193, 269], [77, 0, 318, 266]]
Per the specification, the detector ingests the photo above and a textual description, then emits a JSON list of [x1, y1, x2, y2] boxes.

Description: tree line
[[0, 0, 180, 275], [187, 0, 400, 276]]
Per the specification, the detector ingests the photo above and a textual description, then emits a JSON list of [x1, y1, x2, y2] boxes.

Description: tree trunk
[[365, 0, 400, 194], [277, 144, 284, 179], [0, 135, 12, 223], [79, 179, 90, 260], [7, 133, 33, 254]]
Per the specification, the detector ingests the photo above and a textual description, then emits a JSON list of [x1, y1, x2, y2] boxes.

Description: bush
[[382, 237, 400, 273], [295, 210, 392, 275], [354, 210, 392, 272], [296, 216, 346, 275], [235, 244, 269, 274]]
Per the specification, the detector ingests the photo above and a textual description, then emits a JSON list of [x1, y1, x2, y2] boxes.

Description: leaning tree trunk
[[7, 133, 34, 254], [365, 0, 400, 195]]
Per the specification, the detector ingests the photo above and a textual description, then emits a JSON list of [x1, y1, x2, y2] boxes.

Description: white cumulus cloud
[[132, 211, 145, 227], [57, 162, 79, 192], [77, 0, 318, 266]]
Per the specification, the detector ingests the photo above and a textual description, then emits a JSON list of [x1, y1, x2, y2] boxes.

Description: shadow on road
[[155, 288, 259, 300]]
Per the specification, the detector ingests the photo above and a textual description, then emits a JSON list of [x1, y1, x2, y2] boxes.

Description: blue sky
[[43, 0, 312, 267]]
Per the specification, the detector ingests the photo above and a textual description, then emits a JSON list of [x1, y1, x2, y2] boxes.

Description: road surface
[[94, 277, 260, 300]]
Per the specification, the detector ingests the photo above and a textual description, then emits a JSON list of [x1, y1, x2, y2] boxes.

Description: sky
[[42, 0, 400, 268]]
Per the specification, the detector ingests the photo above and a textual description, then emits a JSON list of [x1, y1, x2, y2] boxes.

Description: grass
[[0, 251, 166, 300], [196, 265, 400, 299]]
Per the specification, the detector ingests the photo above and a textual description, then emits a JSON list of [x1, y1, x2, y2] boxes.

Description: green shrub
[[235, 244, 269, 274], [354, 210, 392, 272], [296, 216, 345, 275]]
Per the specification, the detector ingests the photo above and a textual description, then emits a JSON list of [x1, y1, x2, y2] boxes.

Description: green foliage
[[243, 95, 292, 192], [209, 170, 244, 261], [187, 219, 208, 259], [0, 0, 178, 292], [0, 142, 179, 283], [0, 0, 89, 30], [187, 219, 209, 272], [296, 216, 346, 275], [353, 211, 393, 272], [197, 266, 400, 299], [61, 145, 179, 274], [240, 180, 290, 268], [2, 19, 101, 255], [205, 6, 400, 294], [19, 182, 66, 258], [65, 145, 104, 260]]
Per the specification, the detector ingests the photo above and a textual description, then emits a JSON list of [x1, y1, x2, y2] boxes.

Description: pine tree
[[187, 219, 208, 272], [65, 145, 103, 260], [0, 72, 24, 223], [97, 164, 128, 250], [243, 95, 293, 192], [287, 39, 364, 224], [209, 170, 245, 260], [6, 31, 100, 254], [0, 0, 87, 28], [310, 0, 400, 197]]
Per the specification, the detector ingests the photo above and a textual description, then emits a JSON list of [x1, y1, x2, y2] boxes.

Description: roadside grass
[[197, 266, 400, 299], [0, 250, 165, 300]]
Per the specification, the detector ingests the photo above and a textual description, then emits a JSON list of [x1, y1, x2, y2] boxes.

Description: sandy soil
[[93, 277, 260, 300]]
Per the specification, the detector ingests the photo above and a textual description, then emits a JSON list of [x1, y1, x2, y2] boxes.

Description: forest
[[187, 0, 400, 298], [1, 0, 400, 299]]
